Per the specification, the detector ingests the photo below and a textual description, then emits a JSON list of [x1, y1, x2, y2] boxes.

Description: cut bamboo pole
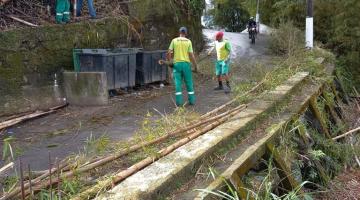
[[112, 107, 245, 184], [0, 160, 69, 200], [332, 126, 360, 141], [0, 162, 14, 175], [71, 106, 246, 200], [71, 105, 246, 172], [0, 104, 67, 131], [4, 15, 38, 27]]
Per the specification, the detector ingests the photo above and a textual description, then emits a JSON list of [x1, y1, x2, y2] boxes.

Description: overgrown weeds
[[269, 20, 304, 57]]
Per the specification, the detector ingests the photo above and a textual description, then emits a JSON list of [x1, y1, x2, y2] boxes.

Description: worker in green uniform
[[168, 27, 198, 106], [55, 0, 70, 24], [208, 31, 232, 93]]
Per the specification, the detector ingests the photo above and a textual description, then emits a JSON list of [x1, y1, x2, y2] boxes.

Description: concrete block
[[63, 72, 109, 106]]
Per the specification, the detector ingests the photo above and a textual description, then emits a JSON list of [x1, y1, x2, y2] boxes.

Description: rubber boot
[[214, 81, 223, 90], [224, 81, 231, 94]]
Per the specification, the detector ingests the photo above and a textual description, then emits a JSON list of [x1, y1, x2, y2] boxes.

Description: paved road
[[0, 29, 272, 171]]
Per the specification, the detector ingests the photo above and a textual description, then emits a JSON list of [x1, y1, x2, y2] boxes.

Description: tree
[[333, 0, 360, 87], [212, 0, 250, 32]]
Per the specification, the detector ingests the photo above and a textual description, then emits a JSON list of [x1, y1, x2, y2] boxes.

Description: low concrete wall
[[63, 72, 109, 106]]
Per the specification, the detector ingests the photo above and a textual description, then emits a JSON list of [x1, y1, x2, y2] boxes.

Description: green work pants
[[173, 62, 195, 106], [56, 0, 70, 24]]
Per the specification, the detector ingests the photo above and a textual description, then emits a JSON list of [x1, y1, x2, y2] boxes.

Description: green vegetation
[[207, 0, 250, 31], [249, 0, 359, 90], [206, 0, 359, 89], [197, 162, 313, 200], [35, 176, 83, 200]]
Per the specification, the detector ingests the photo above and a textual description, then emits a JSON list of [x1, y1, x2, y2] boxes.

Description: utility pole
[[256, 0, 260, 33], [306, 0, 314, 49]]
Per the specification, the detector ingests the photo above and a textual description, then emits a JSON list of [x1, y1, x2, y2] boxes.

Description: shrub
[[269, 21, 304, 57]]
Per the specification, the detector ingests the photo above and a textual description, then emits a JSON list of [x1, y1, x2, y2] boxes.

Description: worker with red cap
[[208, 31, 232, 93]]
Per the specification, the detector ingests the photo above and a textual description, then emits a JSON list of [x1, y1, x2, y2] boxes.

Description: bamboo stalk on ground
[[71, 106, 246, 200], [0, 161, 68, 200], [4, 15, 38, 27], [73, 104, 246, 172], [0, 104, 67, 131], [332, 126, 360, 141], [0, 162, 14, 175], [3, 105, 246, 200]]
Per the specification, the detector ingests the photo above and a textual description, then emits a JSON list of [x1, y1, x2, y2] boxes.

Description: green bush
[[269, 21, 304, 57]]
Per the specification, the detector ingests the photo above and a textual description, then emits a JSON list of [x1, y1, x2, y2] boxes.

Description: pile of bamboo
[[0, 80, 266, 200], [0, 0, 131, 30]]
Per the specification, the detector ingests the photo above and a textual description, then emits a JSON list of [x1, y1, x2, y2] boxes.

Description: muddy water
[[0, 29, 272, 171]]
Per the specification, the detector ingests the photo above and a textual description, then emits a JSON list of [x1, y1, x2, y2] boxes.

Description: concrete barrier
[[63, 72, 109, 106]]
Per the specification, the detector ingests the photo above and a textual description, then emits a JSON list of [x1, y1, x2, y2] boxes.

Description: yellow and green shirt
[[215, 40, 231, 61], [169, 37, 194, 63]]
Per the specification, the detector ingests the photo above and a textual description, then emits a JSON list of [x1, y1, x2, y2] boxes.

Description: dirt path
[[0, 29, 273, 171], [316, 169, 360, 200]]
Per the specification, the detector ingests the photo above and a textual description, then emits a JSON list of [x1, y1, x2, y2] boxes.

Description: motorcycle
[[249, 26, 257, 44]]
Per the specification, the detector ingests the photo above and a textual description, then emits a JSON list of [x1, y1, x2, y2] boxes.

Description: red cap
[[216, 32, 224, 41]]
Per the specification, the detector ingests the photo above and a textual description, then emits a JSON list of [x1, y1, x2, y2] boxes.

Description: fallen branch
[[4, 15, 38, 27], [332, 126, 360, 141], [0, 104, 67, 131], [71, 106, 246, 200]]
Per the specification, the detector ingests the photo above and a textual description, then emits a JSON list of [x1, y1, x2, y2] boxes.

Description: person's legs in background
[[76, 0, 83, 17], [63, 0, 71, 23], [55, 0, 65, 23], [183, 62, 195, 105], [87, 0, 96, 18], [214, 61, 224, 90], [173, 63, 184, 106], [222, 62, 231, 94]]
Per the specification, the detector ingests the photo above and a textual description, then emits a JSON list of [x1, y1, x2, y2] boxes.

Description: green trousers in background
[[173, 62, 195, 106], [56, 0, 70, 24]]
